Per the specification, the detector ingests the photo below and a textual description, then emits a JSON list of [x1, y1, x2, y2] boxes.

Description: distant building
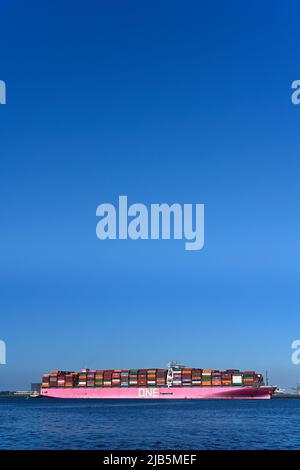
[[31, 383, 41, 393]]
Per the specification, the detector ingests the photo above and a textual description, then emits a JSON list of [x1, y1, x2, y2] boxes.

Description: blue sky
[[1, 0, 300, 389]]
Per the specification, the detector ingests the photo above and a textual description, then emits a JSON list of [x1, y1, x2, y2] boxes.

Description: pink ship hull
[[41, 386, 275, 399]]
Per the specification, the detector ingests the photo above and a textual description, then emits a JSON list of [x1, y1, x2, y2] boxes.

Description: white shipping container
[[232, 375, 243, 384]]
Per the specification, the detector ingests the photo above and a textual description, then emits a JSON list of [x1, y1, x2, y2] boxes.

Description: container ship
[[40, 362, 276, 399]]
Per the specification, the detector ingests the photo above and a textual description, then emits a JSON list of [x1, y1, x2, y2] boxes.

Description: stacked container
[[182, 369, 192, 386], [120, 370, 129, 387], [41, 366, 264, 390], [138, 370, 147, 387], [221, 371, 232, 386], [95, 370, 104, 387], [156, 369, 167, 387], [103, 370, 112, 387], [73, 373, 79, 387], [65, 373, 75, 388], [147, 369, 156, 386], [112, 370, 121, 387], [212, 371, 222, 386], [243, 371, 255, 385], [57, 373, 66, 387], [42, 374, 50, 388], [49, 371, 59, 388], [191, 369, 202, 386], [49, 375, 58, 388], [129, 370, 138, 386], [172, 370, 182, 386], [87, 371, 95, 387], [78, 371, 87, 387], [202, 369, 212, 386]]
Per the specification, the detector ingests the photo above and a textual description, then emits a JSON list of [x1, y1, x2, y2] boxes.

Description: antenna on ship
[[265, 370, 269, 386]]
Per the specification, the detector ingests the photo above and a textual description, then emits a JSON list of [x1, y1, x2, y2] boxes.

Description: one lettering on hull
[[138, 388, 159, 398]]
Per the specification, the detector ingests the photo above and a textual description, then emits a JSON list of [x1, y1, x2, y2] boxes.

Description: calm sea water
[[0, 398, 300, 450]]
